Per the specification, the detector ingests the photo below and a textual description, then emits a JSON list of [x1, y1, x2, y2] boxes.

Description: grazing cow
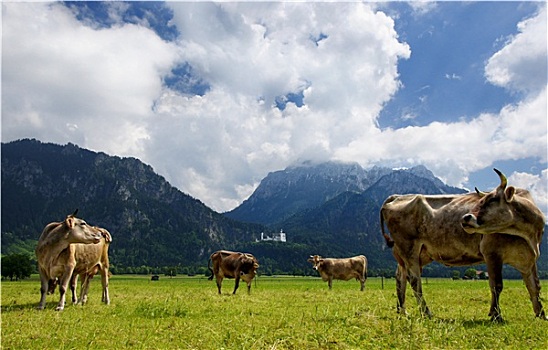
[[307, 255, 367, 291], [35, 211, 102, 311], [380, 169, 546, 321], [208, 250, 259, 294]]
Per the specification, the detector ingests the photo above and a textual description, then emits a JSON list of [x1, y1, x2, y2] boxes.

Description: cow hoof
[[490, 314, 504, 323], [55, 306, 64, 311]]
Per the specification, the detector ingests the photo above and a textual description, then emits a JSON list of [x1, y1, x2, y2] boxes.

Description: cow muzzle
[[461, 213, 480, 233]]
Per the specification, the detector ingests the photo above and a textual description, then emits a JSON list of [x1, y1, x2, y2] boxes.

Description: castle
[[259, 229, 287, 243]]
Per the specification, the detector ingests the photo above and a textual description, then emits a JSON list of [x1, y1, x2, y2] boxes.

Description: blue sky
[[2, 1, 547, 213]]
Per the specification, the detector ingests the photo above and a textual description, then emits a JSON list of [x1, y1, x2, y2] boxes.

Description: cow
[[70, 226, 112, 305], [46, 227, 112, 305], [380, 169, 546, 322], [307, 255, 367, 291], [208, 250, 259, 294], [35, 210, 103, 311]]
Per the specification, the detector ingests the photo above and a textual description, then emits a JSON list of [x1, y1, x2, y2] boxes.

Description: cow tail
[[380, 207, 394, 248], [207, 258, 214, 280]]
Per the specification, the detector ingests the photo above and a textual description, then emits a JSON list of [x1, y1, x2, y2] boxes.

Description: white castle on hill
[[259, 229, 287, 243]]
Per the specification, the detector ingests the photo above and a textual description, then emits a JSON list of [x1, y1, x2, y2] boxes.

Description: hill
[[1, 139, 263, 272], [225, 162, 463, 225], [2, 139, 546, 278]]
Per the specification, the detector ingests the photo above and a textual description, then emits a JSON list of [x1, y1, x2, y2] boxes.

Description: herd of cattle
[[35, 169, 547, 322]]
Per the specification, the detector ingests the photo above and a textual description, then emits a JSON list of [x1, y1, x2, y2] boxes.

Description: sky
[[2, 1, 547, 215]]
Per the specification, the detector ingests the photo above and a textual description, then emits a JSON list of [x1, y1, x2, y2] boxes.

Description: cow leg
[[246, 281, 252, 294], [233, 275, 241, 294], [70, 274, 79, 304], [408, 265, 432, 318], [520, 265, 546, 320], [485, 256, 504, 322], [101, 268, 110, 305], [395, 264, 407, 314], [359, 276, 365, 291], [216, 276, 223, 294], [328, 276, 333, 290], [56, 269, 74, 311], [80, 274, 92, 305], [37, 271, 49, 310]]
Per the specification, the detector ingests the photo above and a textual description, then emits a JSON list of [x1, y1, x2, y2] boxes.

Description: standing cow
[[380, 169, 546, 321], [307, 255, 367, 291], [208, 250, 259, 294], [35, 211, 103, 311]]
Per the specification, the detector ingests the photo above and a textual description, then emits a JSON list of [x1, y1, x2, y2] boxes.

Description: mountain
[[225, 161, 390, 225], [278, 170, 468, 271], [3, 139, 545, 278], [1, 139, 264, 271], [225, 162, 464, 226]]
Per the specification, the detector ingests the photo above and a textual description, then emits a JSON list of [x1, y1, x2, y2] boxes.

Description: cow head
[[307, 255, 323, 270], [461, 169, 545, 241], [64, 212, 103, 244], [95, 227, 113, 243], [239, 254, 259, 276]]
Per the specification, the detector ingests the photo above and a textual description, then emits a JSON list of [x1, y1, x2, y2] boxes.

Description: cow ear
[[504, 186, 515, 202], [100, 228, 112, 242], [65, 216, 75, 229]]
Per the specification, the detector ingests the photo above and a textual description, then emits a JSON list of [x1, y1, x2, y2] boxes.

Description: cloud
[[334, 3, 547, 199], [2, 2, 546, 213], [444, 73, 462, 80], [146, 2, 411, 210], [485, 4, 547, 94], [2, 2, 180, 156], [509, 170, 548, 217], [408, 1, 438, 16]]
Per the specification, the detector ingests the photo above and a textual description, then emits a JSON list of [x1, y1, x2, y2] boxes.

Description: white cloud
[[334, 3, 547, 204], [485, 4, 547, 94], [2, 2, 180, 156], [146, 2, 411, 210], [1, 2, 546, 213], [509, 170, 548, 217], [408, 1, 438, 16]]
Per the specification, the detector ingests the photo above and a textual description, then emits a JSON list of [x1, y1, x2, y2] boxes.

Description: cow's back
[[382, 193, 485, 265], [72, 239, 108, 275], [321, 257, 363, 281]]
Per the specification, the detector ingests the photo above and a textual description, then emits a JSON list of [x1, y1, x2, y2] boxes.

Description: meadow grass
[[1, 275, 547, 349]]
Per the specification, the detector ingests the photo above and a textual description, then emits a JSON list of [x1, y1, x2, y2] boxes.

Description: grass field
[[1, 275, 547, 349]]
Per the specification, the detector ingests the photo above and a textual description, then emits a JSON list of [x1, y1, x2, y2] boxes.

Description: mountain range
[[2, 139, 546, 278]]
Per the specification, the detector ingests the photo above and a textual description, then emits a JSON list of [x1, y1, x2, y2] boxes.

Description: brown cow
[[70, 226, 112, 305], [380, 169, 546, 321], [208, 250, 259, 294], [35, 211, 103, 311], [307, 255, 367, 291], [47, 227, 112, 305]]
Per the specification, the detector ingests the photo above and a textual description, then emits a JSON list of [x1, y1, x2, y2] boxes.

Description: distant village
[[257, 229, 287, 243]]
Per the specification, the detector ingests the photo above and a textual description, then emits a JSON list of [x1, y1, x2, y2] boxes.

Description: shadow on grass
[[433, 316, 507, 328], [1, 301, 62, 312]]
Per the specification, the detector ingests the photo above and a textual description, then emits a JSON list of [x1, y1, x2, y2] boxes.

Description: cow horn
[[71, 209, 79, 217], [493, 168, 507, 189], [474, 187, 486, 198]]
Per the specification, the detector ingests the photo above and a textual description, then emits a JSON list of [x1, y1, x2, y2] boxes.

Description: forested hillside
[[2, 139, 546, 278], [1, 139, 263, 273]]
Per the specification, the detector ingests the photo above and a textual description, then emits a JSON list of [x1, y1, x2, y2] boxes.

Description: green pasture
[[1, 275, 547, 349]]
